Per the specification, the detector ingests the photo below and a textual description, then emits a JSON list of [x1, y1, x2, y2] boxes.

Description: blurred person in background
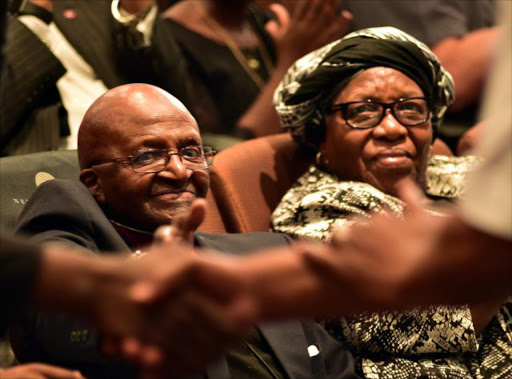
[[159, 0, 352, 149], [0, 0, 189, 155]]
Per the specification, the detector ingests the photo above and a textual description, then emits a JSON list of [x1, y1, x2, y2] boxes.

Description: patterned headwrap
[[274, 27, 455, 148]]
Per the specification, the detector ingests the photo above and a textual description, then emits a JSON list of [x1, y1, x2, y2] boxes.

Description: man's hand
[[92, 199, 254, 376], [0, 363, 84, 379], [265, 0, 352, 67], [118, 0, 153, 15], [320, 180, 455, 311], [457, 121, 484, 156], [324, 180, 512, 312], [93, 241, 255, 377], [154, 198, 206, 245]]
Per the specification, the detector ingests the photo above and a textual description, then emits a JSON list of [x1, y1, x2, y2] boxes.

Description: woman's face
[[321, 67, 433, 197]]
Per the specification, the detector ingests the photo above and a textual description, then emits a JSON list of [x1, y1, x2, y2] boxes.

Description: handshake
[[29, 186, 511, 378], [34, 199, 262, 378]]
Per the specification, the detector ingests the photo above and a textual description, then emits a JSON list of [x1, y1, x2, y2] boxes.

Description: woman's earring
[[316, 151, 329, 168]]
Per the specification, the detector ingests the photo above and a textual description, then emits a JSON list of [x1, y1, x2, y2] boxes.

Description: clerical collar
[[110, 220, 153, 250]]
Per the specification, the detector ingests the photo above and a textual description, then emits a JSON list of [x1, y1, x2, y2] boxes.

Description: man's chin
[[151, 199, 194, 225]]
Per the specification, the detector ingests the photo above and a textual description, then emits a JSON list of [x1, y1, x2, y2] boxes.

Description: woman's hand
[[29, 0, 54, 12], [119, 0, 154, 15], [265, 0, 352, 68], [0, 363, 84, 379]]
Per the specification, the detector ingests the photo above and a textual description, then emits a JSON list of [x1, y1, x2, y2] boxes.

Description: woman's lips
[[372, 150, 414, 170]]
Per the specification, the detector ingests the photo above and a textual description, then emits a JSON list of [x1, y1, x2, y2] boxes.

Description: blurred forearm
[[119, 0, 154, 15], [432, 27, 499, 113]]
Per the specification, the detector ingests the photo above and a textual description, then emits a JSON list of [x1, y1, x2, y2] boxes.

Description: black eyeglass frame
[[324, 97, 432, 129], [92, 145, 216, 173]]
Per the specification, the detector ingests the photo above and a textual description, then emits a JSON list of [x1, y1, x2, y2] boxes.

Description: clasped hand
[[98, 200, 257, 378]]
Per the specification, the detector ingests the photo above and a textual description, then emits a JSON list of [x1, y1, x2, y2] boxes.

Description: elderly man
[[15, 83, 357, 379]]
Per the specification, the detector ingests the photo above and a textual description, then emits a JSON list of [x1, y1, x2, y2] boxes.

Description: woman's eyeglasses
[[325, 97, 431, 129]]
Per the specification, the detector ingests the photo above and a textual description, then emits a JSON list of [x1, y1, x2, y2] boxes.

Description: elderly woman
[[271, 27, 511, 378]]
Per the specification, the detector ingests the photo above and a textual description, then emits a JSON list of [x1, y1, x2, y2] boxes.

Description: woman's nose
[[373, 110, 408, 140]]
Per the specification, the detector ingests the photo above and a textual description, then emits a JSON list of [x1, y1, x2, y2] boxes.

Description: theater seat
[[200, 191, 226, 233], [209, 134, 314, 233], [0, 150, 225, 234], [0, 150, 80, 233]]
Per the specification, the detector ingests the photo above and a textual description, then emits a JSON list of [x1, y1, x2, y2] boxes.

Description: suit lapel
[[258, 321, 314, 379], [195, 233, 316, 378], [54, 0, 125, 88]]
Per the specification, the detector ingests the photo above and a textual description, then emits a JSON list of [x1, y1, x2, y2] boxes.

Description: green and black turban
[[274, 27, 455, 148]]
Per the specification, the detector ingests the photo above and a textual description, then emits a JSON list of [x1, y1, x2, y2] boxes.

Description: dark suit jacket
[[15, 179, 357, 379], [0, 236, 41, 336], [1, 0, 190, 155], [1, 0, 123, 154]]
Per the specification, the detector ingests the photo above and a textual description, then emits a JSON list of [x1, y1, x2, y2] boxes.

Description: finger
[[329, 224, 352, 248], [396, 179, 426, 215], [117, 337, 165, 371], [100, 335, 122, 357], [168, 198, 207, 244], [336, 10, 353, 33], [317, 0, 338, 17], [153, 225, 173, 245], [300, 0, 325, 21], [180, 198, 207, 236], [130, 249, 197, 303], [137, 345, 165, 369], [340, 10, 353, 22], [32, 363, 85, 379], [149, 298, 217, 375], [119, 337, 143, 361], [159, 292, 251, 369], [154, 200, 206, 245], [267, 3, 290, 36], [321, 7, 352, 42], [330, 214, 372, 248], [290, 0, 311, 19], [264, 19, 280, 40]]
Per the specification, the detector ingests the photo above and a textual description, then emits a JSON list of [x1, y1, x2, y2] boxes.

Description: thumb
[[397, 179, 426, 215], [172, 198, 206, 242], [154, 199, 206, 245], [264, 19, 280, 40], [264, 3, 290, 40], [183, 198, 207, 233]]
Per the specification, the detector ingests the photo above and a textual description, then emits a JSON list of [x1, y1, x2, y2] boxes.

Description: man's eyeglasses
[[325, 97, 431, 129], [94, 145, 216, 173]]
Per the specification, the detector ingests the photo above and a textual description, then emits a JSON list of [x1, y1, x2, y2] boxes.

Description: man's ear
[[80, 168, 106, 205]]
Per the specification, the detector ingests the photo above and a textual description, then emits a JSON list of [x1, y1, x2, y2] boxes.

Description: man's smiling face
[[79, 85, 209, 231]]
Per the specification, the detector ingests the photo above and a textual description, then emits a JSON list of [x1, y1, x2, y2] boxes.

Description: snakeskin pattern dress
[[272, 155, 512, 378]]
